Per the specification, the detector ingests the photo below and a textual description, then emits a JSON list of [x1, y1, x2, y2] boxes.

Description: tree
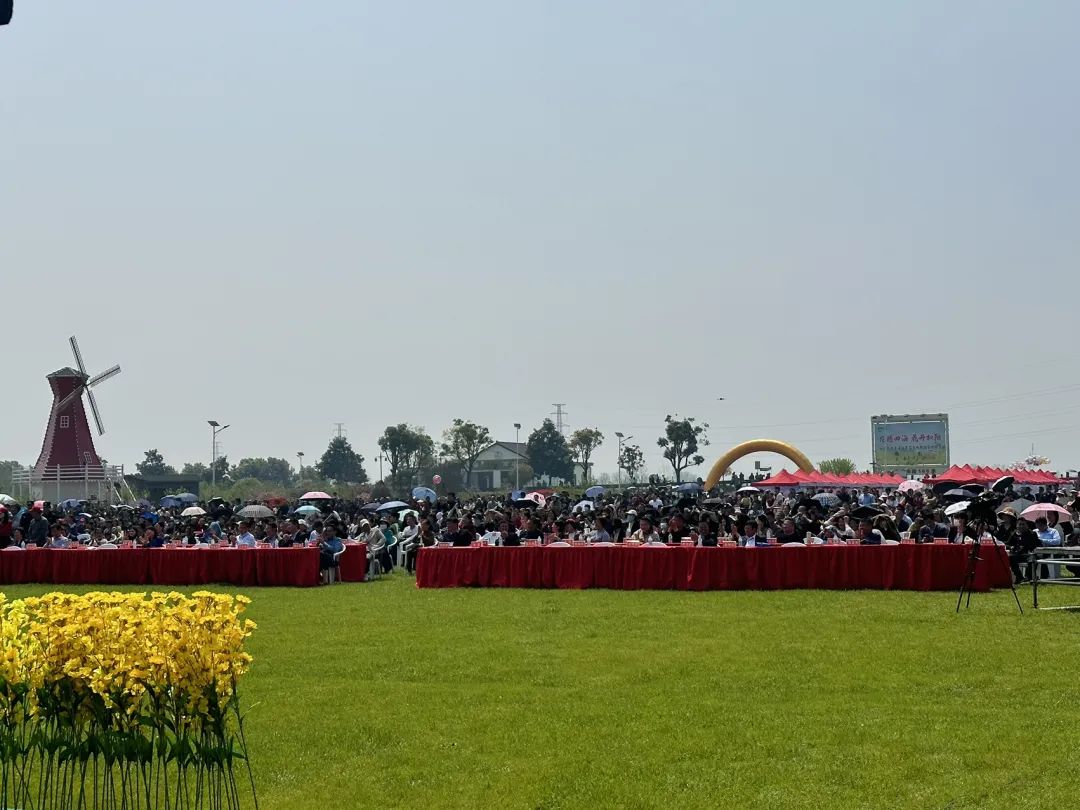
[[180, 462, 210, 482], [569, 428, 604, 484], [0, 460, 17, 494], [618, 443, 645, 482], [315, 437, 367, 484], [232, 457, 295, 486], [440, 419, 491, 489], [378, 424, 436, 489], [656, 414, 709, 482], [819, 457, 856, 475], [527, 419, 574, 485], [136, 449, 176, 476]]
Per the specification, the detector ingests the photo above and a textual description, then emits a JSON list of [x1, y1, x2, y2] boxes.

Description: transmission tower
[[333, 423, 347, 438], [551, 403, 568, 435]]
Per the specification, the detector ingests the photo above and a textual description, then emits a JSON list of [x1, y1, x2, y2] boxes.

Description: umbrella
[[376, 501, 409, 512], [399, 508, 419, 521], [294, 505, 321, 515], [174, 493, 198, 504], [677, 482, 702, 493], [78, 512, 92, 519], [1005, 498, 1034, 515], [412, 487, 437, 504], [1020, 504, 1072, 522], [238, 504, 274, 519], [944, 501, 971, 517], [301, 491, 332, 500], [113, 504, 136, 511], [737, 486, 761, 494], [60, 498, 83, 510], [360, 502, 381, 513], [0, 494, 17, 507], [525, 492, 547, 509], [849, 505, 884, 520], [573, 500, 594, 513], [943, 489, 971, 500], [585, 486, 605, 499], [812, 492, 841, 508], [702, 497, 726, 506], [159, 497, 182, 509], [897, 480, 924, 493], [181, 506, 207, 517]]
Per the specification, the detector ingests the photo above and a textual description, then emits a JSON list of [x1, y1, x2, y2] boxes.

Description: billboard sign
[[871, 414, 949, 471]]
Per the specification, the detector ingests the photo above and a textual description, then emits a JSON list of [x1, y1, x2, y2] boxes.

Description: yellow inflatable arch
[[702, 439, 814, 491]]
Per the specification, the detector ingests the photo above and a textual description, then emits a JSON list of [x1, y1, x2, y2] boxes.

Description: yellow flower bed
[[0, 591, 258, 809]]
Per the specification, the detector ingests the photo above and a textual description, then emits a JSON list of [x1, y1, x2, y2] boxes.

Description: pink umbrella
[[1020, 503, 1072, 522], [300, 491, 332, 500], [897, 480, 924, 493]]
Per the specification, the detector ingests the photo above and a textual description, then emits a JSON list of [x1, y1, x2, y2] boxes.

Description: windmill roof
[[47, 367, 88, 380]]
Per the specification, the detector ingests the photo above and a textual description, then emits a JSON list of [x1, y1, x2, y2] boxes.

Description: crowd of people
[[0, 479, 1076, 584]]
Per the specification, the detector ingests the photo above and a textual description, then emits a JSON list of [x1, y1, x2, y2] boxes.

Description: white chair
[[323, 545, 346, 585], [366, 547, 384, 580]]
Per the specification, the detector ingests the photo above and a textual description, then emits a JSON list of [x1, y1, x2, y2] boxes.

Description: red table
[[0, 547, 321, 587], [416, 544, 1014, 592], [339, 543, 368, 582]]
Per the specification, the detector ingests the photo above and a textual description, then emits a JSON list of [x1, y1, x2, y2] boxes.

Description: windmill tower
[[30, 336, 123, 503]]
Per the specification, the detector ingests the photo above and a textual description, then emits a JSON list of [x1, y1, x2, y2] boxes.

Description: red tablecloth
[[339, 543, 368, 582], [416, 544, 1014, 591], [0, 547, 321, 587]]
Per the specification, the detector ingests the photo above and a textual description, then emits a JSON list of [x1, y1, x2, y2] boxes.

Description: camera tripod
[[956, 521, 1023, 614]]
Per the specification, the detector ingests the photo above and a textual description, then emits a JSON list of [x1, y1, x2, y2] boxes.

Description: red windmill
[[33, 336, 122, 500]]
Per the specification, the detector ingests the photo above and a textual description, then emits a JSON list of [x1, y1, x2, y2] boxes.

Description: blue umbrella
[[510, 490, 526, 502], [585, 486, 605, 499], [175, 493, 198, 504], [376, 500, 409, 512], [412, 487, 437, 504], [294, 504, 322, 515], [360, 502, 382, 513], [60, 498, 84, 510], [159, 497, 182, 508], [677, 482, 702, 493]]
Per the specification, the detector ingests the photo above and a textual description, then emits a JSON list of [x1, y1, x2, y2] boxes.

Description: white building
[[468, 441, 591, 491]]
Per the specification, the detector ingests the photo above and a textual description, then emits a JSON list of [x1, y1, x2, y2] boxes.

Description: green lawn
[[5, 575, 1078, 809]]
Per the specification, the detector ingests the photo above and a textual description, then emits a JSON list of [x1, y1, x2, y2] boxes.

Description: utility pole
[[551, 403, 568, 436], [514, 422, 522, 489], [615, 432, 633, 486], [333, 423, 347, 438], [297, 451, 305, 478]]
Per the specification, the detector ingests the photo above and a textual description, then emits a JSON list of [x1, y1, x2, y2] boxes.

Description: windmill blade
[[55, 385, 86, 413], [69, 336, 87, 375], [87, 388, 106, 435], [87, 364, 121, 388]]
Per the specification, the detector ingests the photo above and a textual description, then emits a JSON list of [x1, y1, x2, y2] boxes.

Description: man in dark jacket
[[26, 508, 49, 547]]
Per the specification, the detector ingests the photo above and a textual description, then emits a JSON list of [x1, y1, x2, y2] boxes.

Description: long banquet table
[[0, 547, 323, 587], [416, 544, 1014, 592]]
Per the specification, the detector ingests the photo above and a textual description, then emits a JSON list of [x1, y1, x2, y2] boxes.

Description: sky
[[2, 0, 1079, 482]]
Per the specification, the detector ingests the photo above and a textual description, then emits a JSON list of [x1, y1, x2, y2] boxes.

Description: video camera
[[960, 475, 1014, 524]]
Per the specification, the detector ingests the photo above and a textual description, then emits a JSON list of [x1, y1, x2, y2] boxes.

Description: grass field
[[5, 574, 1079, 809]]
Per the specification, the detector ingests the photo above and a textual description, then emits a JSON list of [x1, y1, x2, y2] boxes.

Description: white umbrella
[[294, 505, 321, 515], [238, 504, 274, 519], [897, 480, 925, 493], [573, 500, 594, 513], [0, 494, 17, 507], [944, 501, 970, 517], [301, 491, 332, 500], [812, 492, 840, 508], [737, 486, 761, 494], [181, 506, 206, 517]]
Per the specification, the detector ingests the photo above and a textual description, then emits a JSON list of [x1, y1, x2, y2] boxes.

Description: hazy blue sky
[[3, 1, 1078, 481]]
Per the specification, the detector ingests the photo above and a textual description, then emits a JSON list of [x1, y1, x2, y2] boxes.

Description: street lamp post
[[514, 423, 521, 489], [208, 421, 229, 491]]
